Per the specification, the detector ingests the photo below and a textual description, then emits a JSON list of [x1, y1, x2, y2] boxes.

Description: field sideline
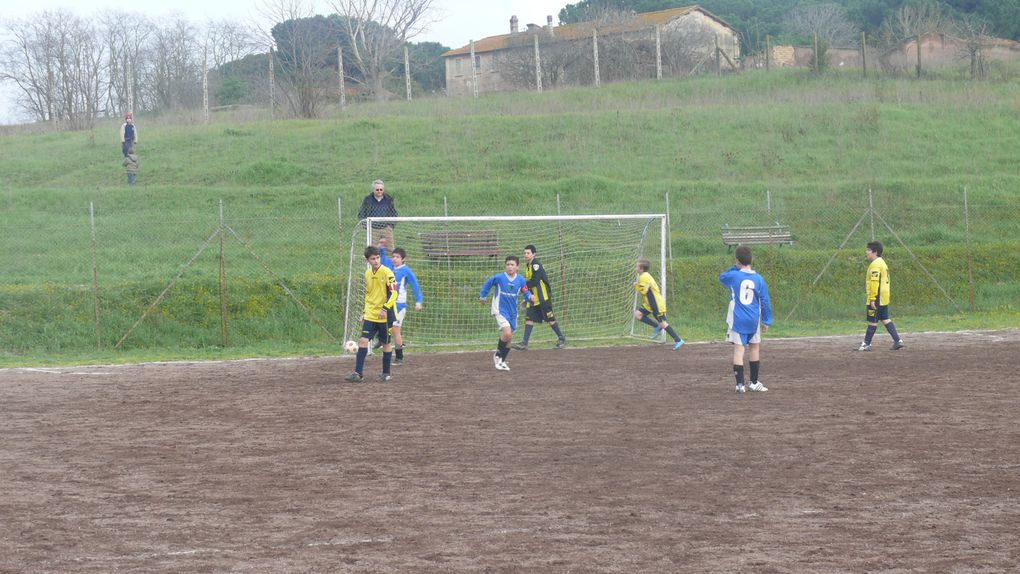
[[2, 329, 1018, 572]]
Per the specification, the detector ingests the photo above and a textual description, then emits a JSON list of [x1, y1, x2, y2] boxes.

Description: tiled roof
[[442, 5, 729, 58]]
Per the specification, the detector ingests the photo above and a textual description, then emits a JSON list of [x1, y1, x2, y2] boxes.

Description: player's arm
[[378, 245, 394, 269], [383, 274, 398, 309], [866, 264, 880, 306], [719, 265, 738, 284], [479, 274, 495, 303], [645, 287, 662, 316], [759, 279, 773, 328], [534, 264, 552, 299], [407, 268, 424, 309]]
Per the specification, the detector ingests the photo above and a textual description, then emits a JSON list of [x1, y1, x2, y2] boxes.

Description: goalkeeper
[[513, 244, 566, 350], [634, 258, 684, 350]]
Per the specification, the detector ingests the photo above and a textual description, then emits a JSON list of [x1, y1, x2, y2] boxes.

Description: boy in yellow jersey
[[634, 258, 684, 350], [513, 245, 567, 350], [345, 246, 398, 382], [857, 241, 905, 351]]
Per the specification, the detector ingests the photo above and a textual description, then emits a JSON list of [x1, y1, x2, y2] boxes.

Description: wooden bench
[[722, 224, 794, 250], [420, 230, 499, 258]]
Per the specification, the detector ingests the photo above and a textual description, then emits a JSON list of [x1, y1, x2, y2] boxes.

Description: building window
[[474, 55, 481, 70]]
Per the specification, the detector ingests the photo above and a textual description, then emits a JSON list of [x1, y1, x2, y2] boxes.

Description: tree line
[[0, 0, 444, 127]]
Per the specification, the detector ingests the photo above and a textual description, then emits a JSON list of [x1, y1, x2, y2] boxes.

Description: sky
[[0, 0, 570, 123]]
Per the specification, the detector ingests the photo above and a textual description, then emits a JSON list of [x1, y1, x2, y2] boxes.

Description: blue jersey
[[480, 272, 531, 324], [719, 265, 772, 334], [379, 247, 422, 312]]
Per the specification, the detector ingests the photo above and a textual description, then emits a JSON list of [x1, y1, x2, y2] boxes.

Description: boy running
[[720, 246, 772, 393], [344, 245, 397, 383], [480, 255, 533, 371], [857, 241, 905, 351], [380, 245, 423, 365], [634, 258, 684, 350], [513, 244, 566, 350]]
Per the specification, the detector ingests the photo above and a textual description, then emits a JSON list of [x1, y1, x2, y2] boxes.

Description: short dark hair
[[637, 258, 651, 272], [505, 255, 520, 265], [867, 241, 883, 256], [735, 245, 753, 266], [392, 247, 407, 259], [524, 244, 537, 254], [364, 245, 380, 259]]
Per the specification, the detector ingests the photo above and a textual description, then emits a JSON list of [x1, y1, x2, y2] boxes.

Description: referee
[[513, 245, 567, 350]]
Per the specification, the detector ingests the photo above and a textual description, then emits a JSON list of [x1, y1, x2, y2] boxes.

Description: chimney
[[546, 15, 554, 37], [510, 15, 518, 35]]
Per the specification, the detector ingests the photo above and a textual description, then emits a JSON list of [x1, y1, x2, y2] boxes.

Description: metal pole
[[219, 199, 229, 346], [655, 25, 662, 80], [861, 31, 868, 78], [90, 202, 101, 349], [202, 53, 210, 124], [766, 189, 772, 220], [963, 186, 975, 310], [269, 48, 275, 119], [534, 35, 543, 92], [470, 40, 479, 98], [404, 45, 412, 102], [660, 216, 667, 307], [338, 45, 346, 109], [593, 28, 600, 88], [126, 58, 134, 116], [765, 35, 771, 71], [443, 195, 448, 217], [813, 32, 820, 74], [916, 34, 923, 78], [715, 35, 721, 76], [868, 188, 875, 240]]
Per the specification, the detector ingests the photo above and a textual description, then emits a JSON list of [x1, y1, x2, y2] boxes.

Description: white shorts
[[726, 324, 761, 346], [392, 307, 407, 327], [494, 313, 514, 331]]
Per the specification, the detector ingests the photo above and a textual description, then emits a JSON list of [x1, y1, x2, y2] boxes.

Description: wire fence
[[1, 186, 1016, 358]]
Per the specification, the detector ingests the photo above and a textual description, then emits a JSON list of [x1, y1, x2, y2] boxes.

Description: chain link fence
[[1, 185, 1016, 359]]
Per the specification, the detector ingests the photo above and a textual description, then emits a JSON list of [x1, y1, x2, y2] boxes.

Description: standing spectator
[[358, 179, 398, 248], [123, 149, 138, 186], [856, 241, 905, 351], [120, 113, 138, 157]]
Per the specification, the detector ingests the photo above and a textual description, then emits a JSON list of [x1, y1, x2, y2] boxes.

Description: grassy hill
[[2, 69, 1018, 365]]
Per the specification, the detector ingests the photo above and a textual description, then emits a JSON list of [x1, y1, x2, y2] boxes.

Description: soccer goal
[[342, 214, 669, 349]]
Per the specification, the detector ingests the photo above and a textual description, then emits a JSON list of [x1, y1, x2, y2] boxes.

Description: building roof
[[442, 5, 731, 58]]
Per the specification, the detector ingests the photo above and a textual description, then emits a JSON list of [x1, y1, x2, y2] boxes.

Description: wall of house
[[445, 52, 513, 97], [666, 11, 741, 62]]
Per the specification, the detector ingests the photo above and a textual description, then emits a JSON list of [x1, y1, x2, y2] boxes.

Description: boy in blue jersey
[[381, 246, 423, 365], [480, 255, 533, 371], [719, 246, 772, 393]]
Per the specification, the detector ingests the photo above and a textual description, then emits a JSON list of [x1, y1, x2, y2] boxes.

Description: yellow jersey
[[866, 257, 890, 306], [635, 271, 667, 314], [363, 265, 397, 323]]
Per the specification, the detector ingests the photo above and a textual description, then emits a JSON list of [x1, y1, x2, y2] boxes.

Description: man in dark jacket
[[358, 179, 398, 247]]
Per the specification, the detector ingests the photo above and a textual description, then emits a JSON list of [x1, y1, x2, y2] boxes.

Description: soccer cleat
[[377, 373, 392, 382], [493, 352, 502, 368], [735, 384, 746, 393], [651, 326, 663, 340], [343, 372, 363, 383], [856, 342, 872, 351], [672, 339, 685, 350], [511, 343, 528, 351], [748, 381, 768, 392], [495, 360, 511, 371], [393, 358, 403, 366], [554, 337, 567, 349], [892, 340, 905, 350]]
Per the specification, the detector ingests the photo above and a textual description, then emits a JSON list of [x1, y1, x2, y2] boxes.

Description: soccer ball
[[344, 340, 359, 353]]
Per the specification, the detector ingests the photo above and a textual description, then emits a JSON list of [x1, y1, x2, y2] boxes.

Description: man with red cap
[[120, 113, 137, 157]]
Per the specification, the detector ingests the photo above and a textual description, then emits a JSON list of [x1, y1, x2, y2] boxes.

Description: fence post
[[715, 35, 721, 76], [443, 195, 449, 217], [813, 33, 820, 74], [470, 40, 479, 98], [861, 31, 868, 78], [963, 186, 975, 310], [404, 45, 412, 102], [89, 202, 101, 350], [765, 35, 771, 71], [202, 53, 210, 124], [592, 28, 601, 88], [534, 35, 543, 92], [338, 45, 346, 109], [269, 48, 275, 120], [337, 197, 344, 311], [916, 34, 923, 78], [655, 25, 662, 80], [219, 199, 229, 346]]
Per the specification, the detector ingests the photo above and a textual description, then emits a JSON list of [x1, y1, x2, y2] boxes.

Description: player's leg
[[659, 315, 684, 349], [859, 305, 877, 350], [347, 321, 374, 381], [545, 304, 566, 348], [514, 313, 536, 350], [879, 307, 904, 349], [392, 308, 406, 364], [494, 315, 512, 369], [379, 309, 395, 380], [731, 336, 747, 393], [747, 340, 767, 391], [635, 309, 660, 331]]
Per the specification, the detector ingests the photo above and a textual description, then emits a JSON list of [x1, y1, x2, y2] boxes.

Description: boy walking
[[720, 246, 772, 393], [379, 244, 423, 365], [857, 241, 905, 351], [513, 244, 566, 350], [344, 245, 397, 383], [634, 258, 684, 350], [480, 255, 533, 371]]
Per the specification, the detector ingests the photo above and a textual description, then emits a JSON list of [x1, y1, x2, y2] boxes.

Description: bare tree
[[954, 14, 992, 80], [205, 19, 259, 69], [96, 11, 153, 117], [783, 3, 859, 48], [874, 2, 949, 74], [151, 15, 202, 111], [329, 0, 436, 101]]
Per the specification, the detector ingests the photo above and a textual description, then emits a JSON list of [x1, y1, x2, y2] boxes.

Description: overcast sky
[[0, 0, 569, 124]]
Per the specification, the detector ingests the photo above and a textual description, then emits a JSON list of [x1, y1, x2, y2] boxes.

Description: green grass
[[2, 69, 1019, 366]]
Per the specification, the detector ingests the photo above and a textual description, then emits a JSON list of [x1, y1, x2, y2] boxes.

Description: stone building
[[442, 6, 740, 97]]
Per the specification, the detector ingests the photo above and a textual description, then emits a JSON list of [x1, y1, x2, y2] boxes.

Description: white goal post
[[342, 214, 669, 350]]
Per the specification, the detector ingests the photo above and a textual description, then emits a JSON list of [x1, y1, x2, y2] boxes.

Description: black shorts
[[526, 300, 556, 323], [361, 310, 395, 343], [866, 304, 890, 322], [639, 308, 667, 323]]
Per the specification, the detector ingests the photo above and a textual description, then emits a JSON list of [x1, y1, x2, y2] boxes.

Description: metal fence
[[1, 186, 1016, 358]]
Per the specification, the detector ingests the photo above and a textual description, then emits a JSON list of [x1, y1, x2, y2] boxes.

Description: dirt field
[[2, 330, 1019, 573]]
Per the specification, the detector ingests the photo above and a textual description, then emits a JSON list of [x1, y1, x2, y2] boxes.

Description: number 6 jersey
[[719, 265, 772, 334]]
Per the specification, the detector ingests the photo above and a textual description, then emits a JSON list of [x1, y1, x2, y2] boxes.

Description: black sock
[[749, 360, 760, 383], [498, 339, 509, 360], [864, 324, 877, 345], [640, 315, 660, 329], [885, 322, 900, 342], [395, 345, 403, 360], [733, 364, 745, 386], [382, 351, 392, 375], [521, 324, 533, 345], [665, 326, 681, 342], [551, 322, 564, 339], [355, 346, 367, 375]]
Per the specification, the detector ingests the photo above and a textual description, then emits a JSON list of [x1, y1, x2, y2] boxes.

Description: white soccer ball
[[344, 340, 359, 353]]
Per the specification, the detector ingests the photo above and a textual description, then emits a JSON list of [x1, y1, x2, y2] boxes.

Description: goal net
[[342, 215, 669, 350]]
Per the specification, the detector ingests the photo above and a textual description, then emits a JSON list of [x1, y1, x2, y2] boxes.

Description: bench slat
[[420, 230, 499, 258], [721, 225, 793, 248]]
